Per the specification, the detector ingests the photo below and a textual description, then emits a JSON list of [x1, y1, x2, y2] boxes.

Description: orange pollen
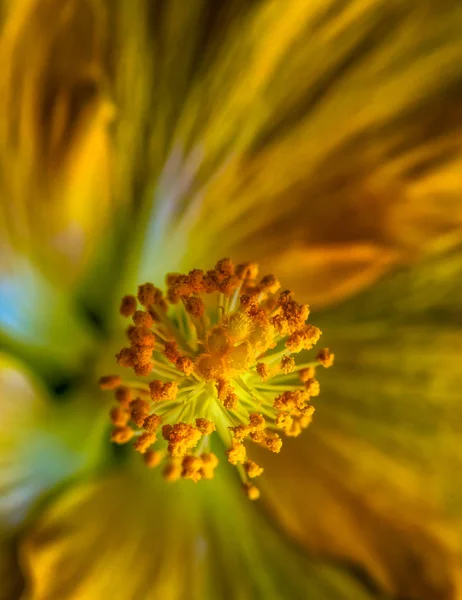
[[99, 375, 122, 390], [120, 295, 137, 317], [100, 258, 331, 498], [316, 347, 335, 368]]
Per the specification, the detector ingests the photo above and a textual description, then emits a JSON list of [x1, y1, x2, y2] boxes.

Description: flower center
[[99, 258, 333, 499]]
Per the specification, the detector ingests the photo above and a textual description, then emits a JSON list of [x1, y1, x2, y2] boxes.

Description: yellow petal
[[0, 0, 115, 286], [249, 243, 400, 309], [259, 432, 461, 600], [258, 246, 462, 599], [20, 462, 379, 600], [133, 0, 462, 283]]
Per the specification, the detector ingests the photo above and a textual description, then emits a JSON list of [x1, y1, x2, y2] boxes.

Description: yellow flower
[[1, 1, 462, 599]]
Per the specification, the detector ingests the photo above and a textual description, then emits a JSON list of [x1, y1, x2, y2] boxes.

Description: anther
[[280, 355, 295, 374], [114, 386, 132, 406], [144, 450, 162, 468], [316, 348, 335, 368], [162, 423, 202, 457], [133, 432, 157, 453], [244, 460, 264, 478], [163, 459, 182, 482], [120, 295, 137, 317], [149, 380, 179, 402], [256, 362, 270, 380], [138, 283, 163, 307], [163, 341, 180, 363], [143, 414, 162, 433], [259, 274, 281, 294], [299, 367, 315, 382], [99, 375, 122, 390], [184, 297, 205, 318], [226, 441, 247, 465], [133, 310, 154, 328], [181, 455, 203, 482], [243, 482, 260, 500], [111, 426, 134, 444], [116, 348, 135, 368], [110, 406, 129, 427], [195, 418, 216, 435], [130, 398, 150, 427], [305, 379, 320, 396], [200, 453, 219, 479], [176, 356, 194, 375]]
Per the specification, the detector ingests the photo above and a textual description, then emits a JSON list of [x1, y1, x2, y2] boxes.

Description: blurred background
[[1, 1, 462, 599]]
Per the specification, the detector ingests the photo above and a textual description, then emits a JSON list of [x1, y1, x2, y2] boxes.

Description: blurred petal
[[0, 244, 97, 376], [0, 353, 106, 531], [258, 245, 462, 599], [20, 463, 381, 600], [128, 0, 462, 289], [0, 0, 115, 285], [259, 433, 461, 600], [259, 243, 400, 308]]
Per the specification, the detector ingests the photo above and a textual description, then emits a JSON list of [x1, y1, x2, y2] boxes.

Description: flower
[[1, 1, 462, 599]]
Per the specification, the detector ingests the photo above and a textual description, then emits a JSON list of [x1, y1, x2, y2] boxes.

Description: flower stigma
[[100, 259, 334, 499]]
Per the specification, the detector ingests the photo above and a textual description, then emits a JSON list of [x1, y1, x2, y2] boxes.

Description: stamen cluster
[[100, 259, 334, 499]]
